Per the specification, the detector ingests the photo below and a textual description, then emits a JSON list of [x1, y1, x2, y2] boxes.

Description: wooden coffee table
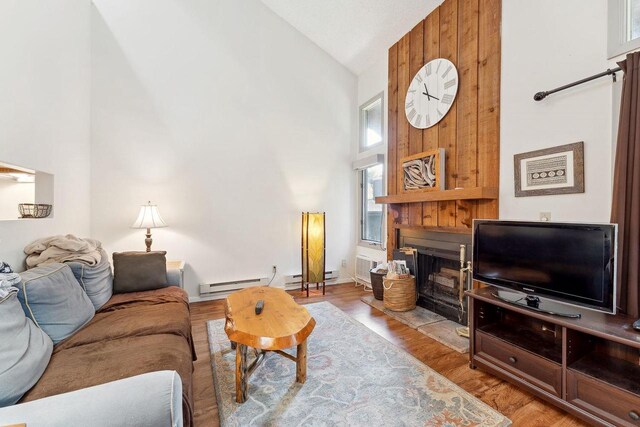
[[224, 286, 316, 403]]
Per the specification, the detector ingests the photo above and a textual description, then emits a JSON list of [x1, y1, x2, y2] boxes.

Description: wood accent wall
[[387, 0, 501, 258]]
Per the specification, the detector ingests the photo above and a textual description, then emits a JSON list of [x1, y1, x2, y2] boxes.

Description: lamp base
[[301, 281, 325, 297], [145, 228, 152, 252]]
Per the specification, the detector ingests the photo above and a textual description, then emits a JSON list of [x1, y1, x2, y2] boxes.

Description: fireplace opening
[[397, 229, 472, 325], [418, 248, 468, 324]]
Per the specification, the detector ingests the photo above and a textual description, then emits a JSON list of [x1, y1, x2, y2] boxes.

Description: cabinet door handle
[[508, 356, 517, 363], [629, 411, 639, 421]]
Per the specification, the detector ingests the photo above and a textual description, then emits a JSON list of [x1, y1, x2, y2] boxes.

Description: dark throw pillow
[[112, 251, 168, 294]]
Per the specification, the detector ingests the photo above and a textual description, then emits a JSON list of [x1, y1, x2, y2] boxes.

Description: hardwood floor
[[189, 283, 586, 426]]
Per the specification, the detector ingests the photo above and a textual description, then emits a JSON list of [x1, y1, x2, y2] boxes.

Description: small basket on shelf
[[18, 203, 52, 219]]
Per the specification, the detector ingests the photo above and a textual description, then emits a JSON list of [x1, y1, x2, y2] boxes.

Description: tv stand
[[467, 286, 640, 427], [491, 289, 581, 318]]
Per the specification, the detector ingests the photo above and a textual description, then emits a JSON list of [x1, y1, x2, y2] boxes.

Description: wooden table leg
[[235, 343, 248, 403], [296, 339, 307, 383]]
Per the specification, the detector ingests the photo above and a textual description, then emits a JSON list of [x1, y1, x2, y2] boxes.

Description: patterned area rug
[[361, 295, 470, 354], [207, 302, 510, 426]]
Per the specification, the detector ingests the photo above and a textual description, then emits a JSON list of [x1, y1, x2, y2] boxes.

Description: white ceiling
[[260, 0, 442, 76]]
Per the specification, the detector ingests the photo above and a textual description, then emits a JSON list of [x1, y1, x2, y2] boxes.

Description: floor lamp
[[301, 212, 325, 297]]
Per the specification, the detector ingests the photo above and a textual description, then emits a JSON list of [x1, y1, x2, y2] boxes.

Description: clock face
[[405, 58, 459, 129]]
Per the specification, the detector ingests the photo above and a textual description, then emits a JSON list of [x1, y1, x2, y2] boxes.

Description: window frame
[[608, 0, 640, 58], [358, 162, 385, 250], [359, 92, 385, 153]]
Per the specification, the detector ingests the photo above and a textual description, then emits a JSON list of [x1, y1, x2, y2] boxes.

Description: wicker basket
[[382, 276, 416, 312], [370, 269, 386, 300], [18, 203, 52, 218]]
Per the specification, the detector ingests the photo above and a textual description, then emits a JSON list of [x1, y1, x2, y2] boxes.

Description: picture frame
[[514, 141, 584, 197], [399, 148, 445, 193]]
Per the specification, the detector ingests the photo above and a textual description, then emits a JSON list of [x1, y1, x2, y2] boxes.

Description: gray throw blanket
[[0, 261, 22, 290], [0, 262, 19, 298], [24, 235, 103, 268]]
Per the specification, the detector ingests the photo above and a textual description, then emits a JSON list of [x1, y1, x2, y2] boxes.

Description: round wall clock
[[404, 58, 459, 129]]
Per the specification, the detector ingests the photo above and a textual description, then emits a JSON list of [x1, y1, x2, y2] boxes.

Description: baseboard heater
[[283, 270, 338, 290], [199, 277, 269, 296]]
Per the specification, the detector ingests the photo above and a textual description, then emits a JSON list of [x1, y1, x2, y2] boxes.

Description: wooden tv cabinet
[[467, 287, 640, 427]]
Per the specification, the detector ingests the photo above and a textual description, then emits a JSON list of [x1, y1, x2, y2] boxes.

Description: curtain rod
[[533, 67, 622, 101]]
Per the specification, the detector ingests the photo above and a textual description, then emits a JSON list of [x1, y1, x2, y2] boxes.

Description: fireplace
[[397, 229, 472, 325]]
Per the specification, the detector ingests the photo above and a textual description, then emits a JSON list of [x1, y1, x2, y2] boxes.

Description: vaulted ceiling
[[260, 0, 441, 75]]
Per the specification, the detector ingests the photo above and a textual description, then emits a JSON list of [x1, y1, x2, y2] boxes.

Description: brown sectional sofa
[[19, 286, 196, 427]]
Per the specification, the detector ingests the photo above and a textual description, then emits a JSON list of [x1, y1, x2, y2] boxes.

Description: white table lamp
[[131, 201, 168, 252]]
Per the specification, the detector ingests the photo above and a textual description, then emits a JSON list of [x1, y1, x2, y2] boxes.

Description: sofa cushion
[[0, 371, 183, 427], [66, 249, 113, 310], [56, 286, 192, 353], [20, 334, 194, 426], [99, 285, 189, 311], [18, 263, 95, 344], [113, 251, 168, 293], [0, 286, 53, 407]]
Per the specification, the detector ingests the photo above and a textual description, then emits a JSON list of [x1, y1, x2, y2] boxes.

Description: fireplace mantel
[[375, 186, 498, 205], [393, 224, 472, 235]]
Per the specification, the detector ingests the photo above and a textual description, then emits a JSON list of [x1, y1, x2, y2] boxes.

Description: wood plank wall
[[386, 0, 501, 259]]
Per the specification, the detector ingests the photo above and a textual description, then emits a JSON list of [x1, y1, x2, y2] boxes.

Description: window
[[608, 0, 640, 58], [359, 93, 384, 152], [360, 163, 384, 246]]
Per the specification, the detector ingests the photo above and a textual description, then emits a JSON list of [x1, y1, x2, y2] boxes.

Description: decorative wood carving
[[400, 149, 445, 192]]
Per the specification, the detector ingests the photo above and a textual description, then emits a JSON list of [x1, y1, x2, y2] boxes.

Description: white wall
[[90, 0, 357, 299], [500, 0, 613, 222], [356, 53, 388, 265], [0, 0, 91, 270], [0, 180, 34, 220]]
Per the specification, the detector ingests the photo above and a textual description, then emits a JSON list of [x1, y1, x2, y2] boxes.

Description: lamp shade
[[131, 202, 168, 229], [301, 212, 325, 284]]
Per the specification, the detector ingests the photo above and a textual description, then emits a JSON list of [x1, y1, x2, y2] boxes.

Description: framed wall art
[[399, 148, 445, 193], [514, 141, 584, 197]]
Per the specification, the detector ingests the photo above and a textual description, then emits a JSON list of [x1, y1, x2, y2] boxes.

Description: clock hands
[[422, 83, 439, 101], [422, 83, 430, 97]]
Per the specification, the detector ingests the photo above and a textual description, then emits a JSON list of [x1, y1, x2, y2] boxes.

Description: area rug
[[207, 301, 510, 426], [361, 295, 469, 354]]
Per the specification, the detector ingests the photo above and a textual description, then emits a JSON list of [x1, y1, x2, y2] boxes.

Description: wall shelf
[[375, 187, 499, 205]]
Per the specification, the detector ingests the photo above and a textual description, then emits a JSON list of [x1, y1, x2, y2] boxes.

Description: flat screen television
[[472, 220, 617, 315]]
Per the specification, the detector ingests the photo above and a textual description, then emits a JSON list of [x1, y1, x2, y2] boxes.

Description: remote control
[[633, 319, 640, 331], [255, 300, 264, 315]]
